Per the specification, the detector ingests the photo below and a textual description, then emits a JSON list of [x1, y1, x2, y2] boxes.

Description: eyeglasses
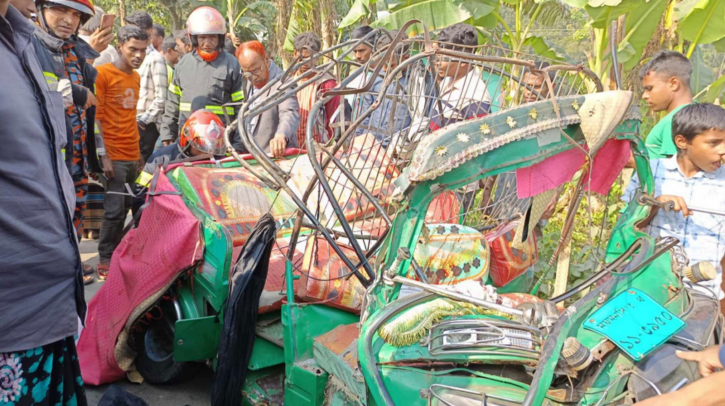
[[244, 65, 265, 78]]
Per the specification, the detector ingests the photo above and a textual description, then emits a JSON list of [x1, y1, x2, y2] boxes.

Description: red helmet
[[37, 0, 95, 24], [180, 110, 227, 156]]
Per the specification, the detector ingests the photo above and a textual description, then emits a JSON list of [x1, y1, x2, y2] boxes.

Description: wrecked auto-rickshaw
[[78, 22, 723, 406]]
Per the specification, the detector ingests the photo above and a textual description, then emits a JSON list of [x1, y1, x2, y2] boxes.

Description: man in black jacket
[[0, 1, 88, 403], [32, 0, 107, 281]]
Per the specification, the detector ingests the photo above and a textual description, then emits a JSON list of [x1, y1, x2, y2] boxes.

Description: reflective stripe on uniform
[[204, 105, 235, 115], [179, 102, 192, 112], [43, 71, 58, 84], [136, 171, 153, 187], [169, 83, 182, 97], [166, 64, 174, 87], [231, 91, 244, 102]]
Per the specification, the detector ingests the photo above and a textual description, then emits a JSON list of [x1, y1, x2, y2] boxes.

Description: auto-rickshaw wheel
[[135, 299, 191, 384]]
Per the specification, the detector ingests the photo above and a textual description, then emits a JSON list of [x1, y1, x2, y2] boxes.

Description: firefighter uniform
[[159, 50, 243, 143]]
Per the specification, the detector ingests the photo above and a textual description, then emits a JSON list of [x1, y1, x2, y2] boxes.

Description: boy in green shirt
[[641, 50, 694, 159]]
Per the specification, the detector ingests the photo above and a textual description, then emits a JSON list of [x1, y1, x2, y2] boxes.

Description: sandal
[[97, 262, 110, 281], [83, 275, 94, 285], [83, 263, 95, 275]]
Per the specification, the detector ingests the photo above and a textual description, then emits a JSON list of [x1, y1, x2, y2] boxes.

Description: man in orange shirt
[[95, 25, 147, 278]]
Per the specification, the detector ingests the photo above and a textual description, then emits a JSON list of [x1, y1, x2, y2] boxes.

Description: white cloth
[[78, 34, 118, 67], [437, 67, 491, 119]]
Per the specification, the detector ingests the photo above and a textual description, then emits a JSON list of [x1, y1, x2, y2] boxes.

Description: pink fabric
[[516, 139, 630, 198], [585, 139, 630, 195], [77, 174, 203, 385]]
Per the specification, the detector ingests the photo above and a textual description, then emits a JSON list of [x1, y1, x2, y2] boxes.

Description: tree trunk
[[275, 0, 294, 67], [158, 0, 183, 30], [116, 0, 127, 24], [320, 0, 336, 49]]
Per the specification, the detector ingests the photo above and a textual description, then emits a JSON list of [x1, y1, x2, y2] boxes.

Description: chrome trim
[[427, 319, 543, 359], [429, 384, 522, 406]]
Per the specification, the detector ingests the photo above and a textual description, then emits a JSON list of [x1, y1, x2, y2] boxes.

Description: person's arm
[[160, 69, 181, 144], [320, 79, 340, 141], [355, 91, 375, 136], [230, 64, 244, 105], [269, 90, 300, 157], [84, 27, 113, 65], [138, 54, 168, 127], [94, 73, 114, 179], [634, 371, 725, 406], [635, 346, 725, 406], [644, 124, 664, 160]]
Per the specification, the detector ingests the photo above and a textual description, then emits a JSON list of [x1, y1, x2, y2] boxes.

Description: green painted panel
[[283, 304, 360, 363], [174, 316, 221, 362], [285, 362, 329, 406], [249, 337, 285, 371]]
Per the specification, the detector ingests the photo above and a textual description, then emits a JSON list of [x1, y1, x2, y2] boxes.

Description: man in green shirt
[[641, 50, 694, 159]]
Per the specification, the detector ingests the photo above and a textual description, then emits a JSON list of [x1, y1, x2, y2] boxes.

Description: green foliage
[[532, 173, 627, 300], [370, 0, 498, 34], [691, 46, 716, 94], [339, 0, 373, 30], [617, 0, 669, 70], [523, 35, 572, 62], [678, 0, 725, 55]]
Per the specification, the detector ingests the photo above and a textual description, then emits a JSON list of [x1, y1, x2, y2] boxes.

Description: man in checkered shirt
[[125, 11, 167, 162], [623, 103, 725, 298]]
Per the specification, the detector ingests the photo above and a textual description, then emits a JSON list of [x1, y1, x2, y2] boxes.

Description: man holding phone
[[78, 6, 116, 66]]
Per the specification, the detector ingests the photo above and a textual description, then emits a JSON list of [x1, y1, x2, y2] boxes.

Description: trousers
[[98, 160, 138, 263]]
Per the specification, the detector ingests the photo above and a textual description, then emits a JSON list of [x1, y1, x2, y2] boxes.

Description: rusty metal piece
[[590, 339, 617, 362]]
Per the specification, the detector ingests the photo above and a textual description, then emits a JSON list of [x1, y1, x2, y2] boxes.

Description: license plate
[[583, 288, 685, 361]]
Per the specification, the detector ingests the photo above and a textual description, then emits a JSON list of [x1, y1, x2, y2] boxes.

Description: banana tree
[[677, 0, 725, 58], [337, 0, 500, 37], [496, 0, 570, 56]]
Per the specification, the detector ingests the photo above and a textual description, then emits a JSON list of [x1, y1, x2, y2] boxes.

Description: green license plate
[[583, 288, 685, 361]]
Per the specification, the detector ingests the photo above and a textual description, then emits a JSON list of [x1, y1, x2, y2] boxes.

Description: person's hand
[[101, 155, 114, 180], [88, 27, 113, 54], [84, 89, 97, 109], [677, 346, 724, 377], [162, 140, 172, 147], [137, 158, 145, 174], [270, 134, 288, 158], [656, 195, 693, 217]]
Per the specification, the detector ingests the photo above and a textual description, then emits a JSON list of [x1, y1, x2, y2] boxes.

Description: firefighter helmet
[[180, 109, 227, 156], [36, 0, 95, 24], [187, 6, 226, 36]]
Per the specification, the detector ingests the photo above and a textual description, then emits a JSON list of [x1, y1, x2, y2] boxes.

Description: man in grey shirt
[[0, 1, 87, 404]]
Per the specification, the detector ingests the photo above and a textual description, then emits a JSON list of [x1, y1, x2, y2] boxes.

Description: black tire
[[135, 300, 192, 384]]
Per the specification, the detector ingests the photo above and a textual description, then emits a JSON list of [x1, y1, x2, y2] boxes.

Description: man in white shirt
[[430, 23, 491, 131]]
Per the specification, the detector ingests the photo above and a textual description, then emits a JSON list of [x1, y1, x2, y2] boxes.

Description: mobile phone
[[100, 14, 116, 30]]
